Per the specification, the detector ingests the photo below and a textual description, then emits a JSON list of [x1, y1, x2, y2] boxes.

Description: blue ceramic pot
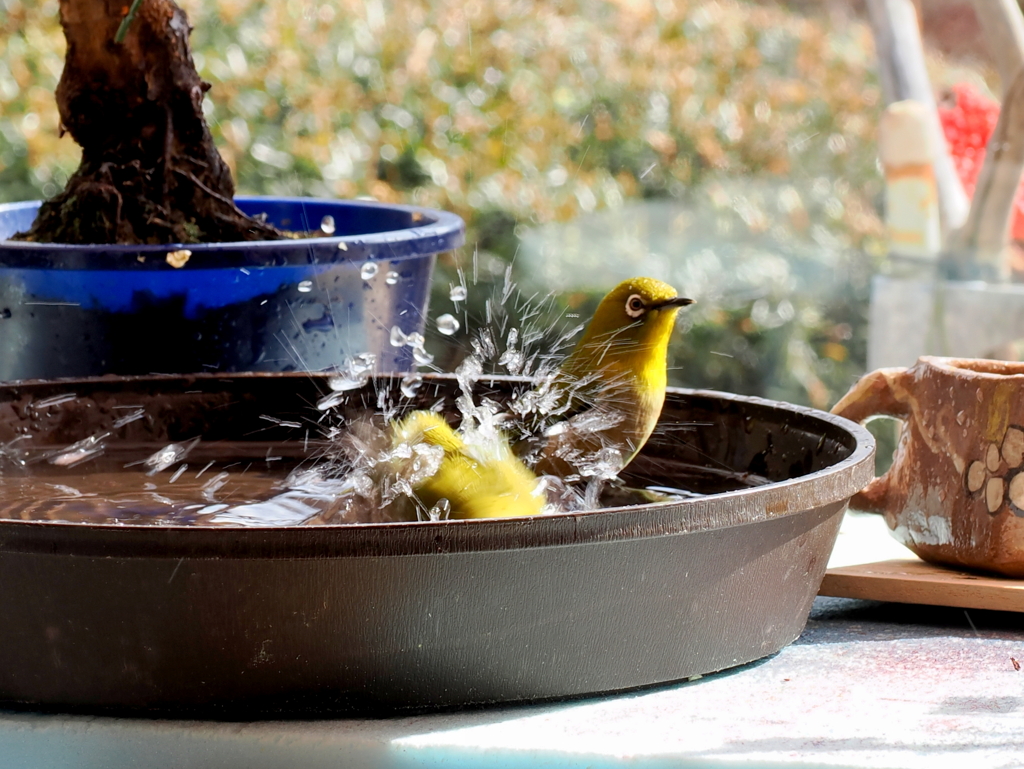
[[0, 196, 464, 380]]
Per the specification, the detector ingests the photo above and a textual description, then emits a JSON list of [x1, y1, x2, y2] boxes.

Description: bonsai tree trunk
[[15, 0, 285, 245]]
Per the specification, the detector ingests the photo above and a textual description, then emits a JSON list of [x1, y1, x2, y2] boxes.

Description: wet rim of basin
[[0, 196, 466, 269], [0, 373, 877, 558]]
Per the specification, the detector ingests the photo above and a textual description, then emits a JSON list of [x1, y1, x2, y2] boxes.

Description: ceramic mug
[[832, 356, 1024, 577]]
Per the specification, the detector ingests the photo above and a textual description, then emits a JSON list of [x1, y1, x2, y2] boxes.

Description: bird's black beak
[[653, 296, 695, 309]]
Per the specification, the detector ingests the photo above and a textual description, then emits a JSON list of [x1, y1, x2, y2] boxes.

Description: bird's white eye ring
[[625, 294, 646, 318]]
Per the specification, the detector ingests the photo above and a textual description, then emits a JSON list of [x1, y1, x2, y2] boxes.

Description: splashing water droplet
[[455, 355, 483, 397], [322, 353, 375, 401], [317, 391, 346, 411], [385, 271, 400, 285], [436, 313, 460, 336], [320, 215, 336, 235], [499, 326, 523, 373], [473, 329, 497, 359], [112, 408, 145, 428], [390, 326, 409, 347], [337, 241, 348, 251], [49, 432, 109, 468], [578, 446, 625, 480], [143, 437, 200, 475], [297, 280, 313, 293], [201, 472, 230, 502], [450, 285, 467, 302], [406, 332, 425, 349], [413, 346, 434, 366], [400, 373, 423, 398], [498, 348, 524, 375], [360, 261, 378, 280], [351, 352, 376, 374], [544, 420, 569, 437], [348, 472, 374, 497], [32, 393, 79, 410], [427, 498, 451, 521]]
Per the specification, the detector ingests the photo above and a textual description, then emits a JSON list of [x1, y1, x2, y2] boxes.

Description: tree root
[[13, 0, 290, 246]]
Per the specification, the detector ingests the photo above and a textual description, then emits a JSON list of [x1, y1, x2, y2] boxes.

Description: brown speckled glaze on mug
[[833, 356, 1024, 577]]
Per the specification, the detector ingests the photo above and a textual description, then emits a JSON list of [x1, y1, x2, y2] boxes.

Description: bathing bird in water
[[514, 277, 694, 482], [339, 277, 691, 520], [374, 410, 544, 520]]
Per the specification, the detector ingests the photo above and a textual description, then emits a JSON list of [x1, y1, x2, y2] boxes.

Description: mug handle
[[831, 367, 911, 514]]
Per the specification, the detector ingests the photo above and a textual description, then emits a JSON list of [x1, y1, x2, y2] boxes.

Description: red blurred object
[[938, 82, 1024, 241]]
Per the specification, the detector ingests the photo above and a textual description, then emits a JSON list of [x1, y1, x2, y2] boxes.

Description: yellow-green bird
[[520, 277, 694, 480], [384, 410, 545, 520], [342, 277, 691, 519]]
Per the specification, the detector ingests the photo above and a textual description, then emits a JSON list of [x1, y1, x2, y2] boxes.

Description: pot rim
[[0, 373, 876, 558], [0, 196, 465, 269]]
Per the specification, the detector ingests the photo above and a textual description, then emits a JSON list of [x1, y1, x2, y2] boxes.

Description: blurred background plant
[[0, 0, 997, 408]]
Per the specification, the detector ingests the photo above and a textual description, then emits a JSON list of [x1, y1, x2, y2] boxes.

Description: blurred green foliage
[[0, 0, 890, 407]]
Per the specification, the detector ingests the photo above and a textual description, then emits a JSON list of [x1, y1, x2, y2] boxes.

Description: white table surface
[[3, 513, 1023, 769]]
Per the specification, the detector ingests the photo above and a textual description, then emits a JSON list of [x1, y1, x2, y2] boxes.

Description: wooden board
[[819, 559, 1024, 612]]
